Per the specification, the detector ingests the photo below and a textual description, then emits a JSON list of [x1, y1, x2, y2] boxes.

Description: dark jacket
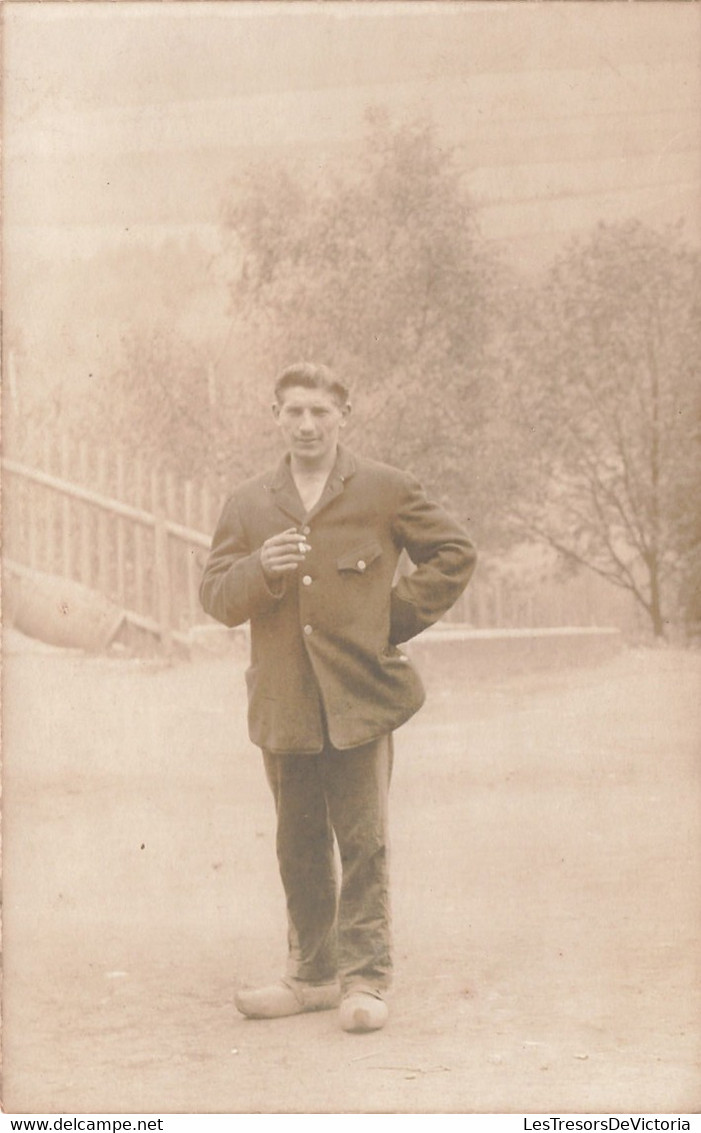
[[199, 446, 476, 753]]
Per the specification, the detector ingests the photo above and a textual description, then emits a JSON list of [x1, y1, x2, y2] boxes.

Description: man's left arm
[[389, 474, 477, 645]]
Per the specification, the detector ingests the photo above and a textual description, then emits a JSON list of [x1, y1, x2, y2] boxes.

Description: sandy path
[[3, 638, 699, 1114]]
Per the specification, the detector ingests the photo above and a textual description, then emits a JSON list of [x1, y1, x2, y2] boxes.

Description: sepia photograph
[[2, 0, 700, 1117]]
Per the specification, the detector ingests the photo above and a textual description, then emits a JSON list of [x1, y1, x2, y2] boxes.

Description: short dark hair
[[274, 362, 350, 406]]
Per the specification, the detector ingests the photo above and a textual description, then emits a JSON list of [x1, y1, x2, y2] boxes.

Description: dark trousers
[[262, 733, 393, 994]]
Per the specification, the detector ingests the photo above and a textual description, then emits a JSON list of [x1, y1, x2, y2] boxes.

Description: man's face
[[273, 385, 350, 466]]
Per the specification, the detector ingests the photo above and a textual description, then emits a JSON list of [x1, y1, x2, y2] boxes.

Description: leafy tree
[[11, 234, 230, 426], [219, 110, 501, 523], [504, 220, 701, 637], [83, 323, 272, 490], [92, 329, 215, 480], [42, 112, 503, 524]]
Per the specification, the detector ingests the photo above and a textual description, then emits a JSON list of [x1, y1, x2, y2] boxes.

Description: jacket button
[[301, 525, 311, 535], [357, 560, 366, 571], [303, 624, 313, 635], [302, 575, 312, 586]]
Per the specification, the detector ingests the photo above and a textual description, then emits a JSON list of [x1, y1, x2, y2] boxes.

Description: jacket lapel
[[268, 447, 357, 524], [268, 457, 306, 524], [307, 446, 357, 521]]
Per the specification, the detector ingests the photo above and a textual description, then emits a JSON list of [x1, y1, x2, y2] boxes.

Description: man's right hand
[[260, 528, 311, 578]]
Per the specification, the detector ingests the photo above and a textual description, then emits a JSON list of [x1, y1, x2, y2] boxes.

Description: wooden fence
[[2, 434, 227, 648], [447, 563, 643, 634], [2, 431, 643, 651]]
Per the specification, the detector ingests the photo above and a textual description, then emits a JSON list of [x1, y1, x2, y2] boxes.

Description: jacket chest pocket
[[336, 540, 383, 575]]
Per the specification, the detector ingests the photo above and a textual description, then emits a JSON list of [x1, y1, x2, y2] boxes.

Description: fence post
[[78, 442, 92, 586], [151, 470, 173, 653], [153, 512, 173, 653], [184, 480, 199, 630], [60, 436, 73, 579], [96, 447, 110, 597], [42, 432, 56, 573], [200, 482, 213, 535], [493, 580, 504, 628], [27, 468, 38, 570], [133, 458, 145, 613], [115, 451, 127, 605]]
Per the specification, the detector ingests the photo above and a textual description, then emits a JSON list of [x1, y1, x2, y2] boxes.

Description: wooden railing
[[2, 442, 225, 649], [2, 431, 644, 650]]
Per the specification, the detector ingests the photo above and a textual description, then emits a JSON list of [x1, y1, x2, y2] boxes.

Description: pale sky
[[4, 2, 700, 263]]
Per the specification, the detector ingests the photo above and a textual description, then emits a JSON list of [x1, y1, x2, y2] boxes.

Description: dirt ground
[[2, 633, 700, 1115]]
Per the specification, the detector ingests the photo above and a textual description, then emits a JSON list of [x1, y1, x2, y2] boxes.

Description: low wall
[[406, 625, 623, 680], [187, 622, 623, 677]]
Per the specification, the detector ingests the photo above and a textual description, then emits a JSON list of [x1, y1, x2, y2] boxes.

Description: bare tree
[[505, 220, 701, 637]]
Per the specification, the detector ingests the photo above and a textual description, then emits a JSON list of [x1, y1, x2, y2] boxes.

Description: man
[[199, 362, 476, 1033]]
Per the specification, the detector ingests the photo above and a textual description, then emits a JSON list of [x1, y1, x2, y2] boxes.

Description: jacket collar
[[268, 445, 357, 523]]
